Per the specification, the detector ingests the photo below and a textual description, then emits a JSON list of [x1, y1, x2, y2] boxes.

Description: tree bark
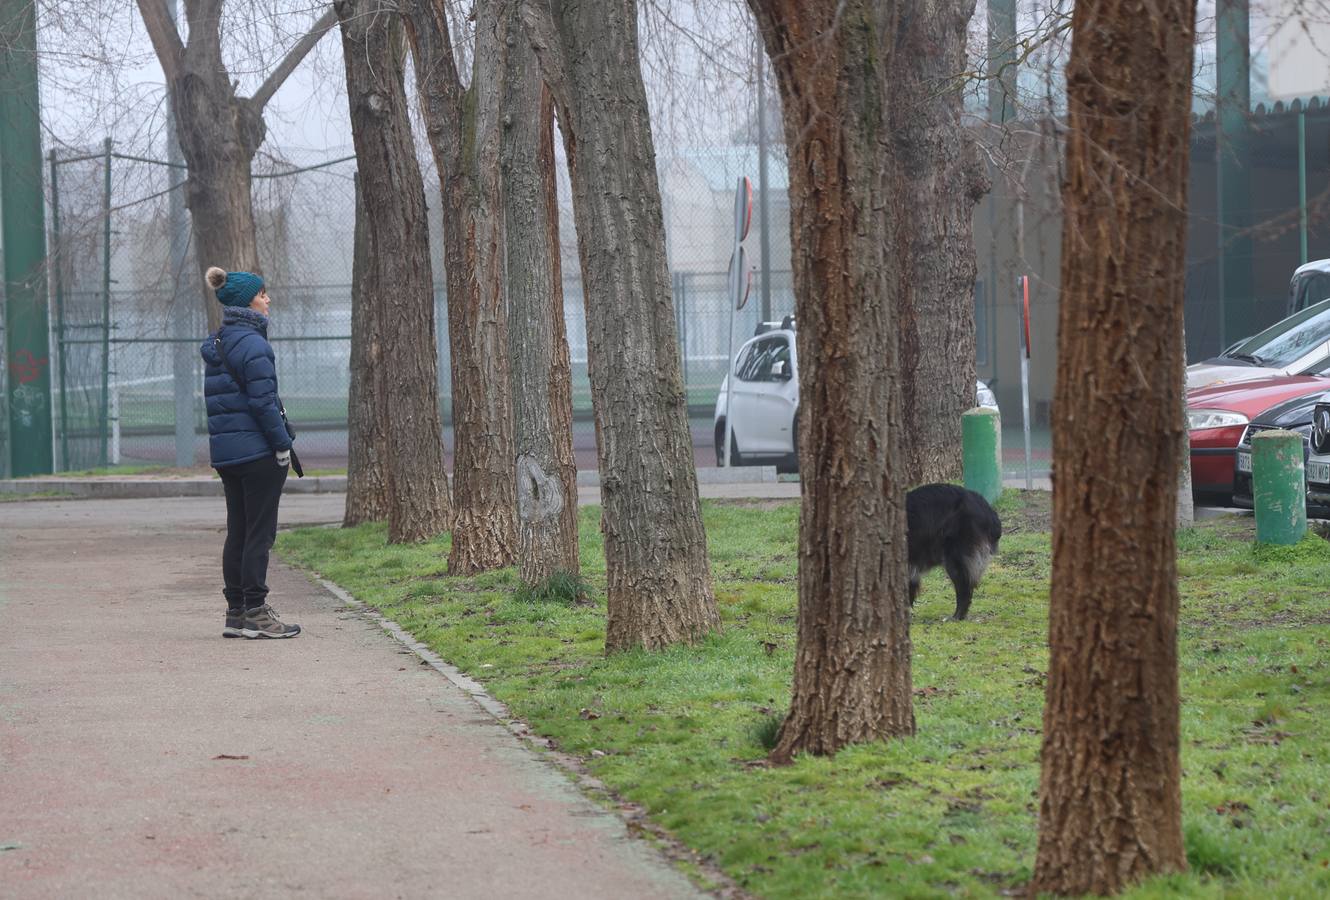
[[405, 0, 519, 574], [344, 171, 390, 526], [135, 0, 335, 333], [746, 0, 914, 761], [891, 0, 990, 485], [1032, 0, 1195, 891], [336, 0, 451, 543], [501, 11, 579, 584], [522, 0, 718, 652]]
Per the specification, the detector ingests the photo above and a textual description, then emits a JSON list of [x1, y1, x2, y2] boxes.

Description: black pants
[[218, 455, 288, 611]]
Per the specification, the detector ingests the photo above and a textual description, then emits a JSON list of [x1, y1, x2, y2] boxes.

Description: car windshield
[[1230, 297, 1330, 368]]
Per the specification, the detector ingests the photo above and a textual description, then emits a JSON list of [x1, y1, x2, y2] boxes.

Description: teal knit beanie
[[205, 266, 264, 307]]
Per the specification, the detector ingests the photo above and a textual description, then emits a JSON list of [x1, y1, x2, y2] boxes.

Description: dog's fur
[[907, 483, 1002, 620]]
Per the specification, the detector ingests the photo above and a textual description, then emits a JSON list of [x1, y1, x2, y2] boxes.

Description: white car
[[1188, 263, 1330, 391], [713, 320, 999, 468]]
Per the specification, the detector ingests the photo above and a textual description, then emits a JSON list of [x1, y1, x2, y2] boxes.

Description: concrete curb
[[0, 475, 347, 499], [1, 466, 780, 500], [309, 573, 745, 898]]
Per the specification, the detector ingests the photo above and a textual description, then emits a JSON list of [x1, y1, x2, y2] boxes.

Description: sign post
[[723, 177, 753, 467], [1019, 276, 1033, 490]]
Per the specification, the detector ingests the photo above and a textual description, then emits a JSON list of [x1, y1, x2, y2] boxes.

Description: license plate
[[1308, 460, 1330, 484], [1236, 451, 1251, 473]]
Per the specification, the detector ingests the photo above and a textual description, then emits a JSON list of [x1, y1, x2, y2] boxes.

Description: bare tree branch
[[403, 0, 465, 119], [250, 6, 339, 111], [134, 0, 185, 83]]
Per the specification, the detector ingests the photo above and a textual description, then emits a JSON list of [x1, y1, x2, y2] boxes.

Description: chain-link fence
[[43, 142, 799, 472]]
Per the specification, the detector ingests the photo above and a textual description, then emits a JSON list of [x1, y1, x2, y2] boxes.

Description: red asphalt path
[[0, 496, 700, 899]]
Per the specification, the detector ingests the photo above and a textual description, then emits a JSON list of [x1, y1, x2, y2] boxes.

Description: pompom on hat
[[206, 266, 264, 307]]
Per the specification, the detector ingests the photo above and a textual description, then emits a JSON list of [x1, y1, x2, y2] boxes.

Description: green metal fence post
[[962, 407, 1003, 502], [1, 0, 54, 476], [50, 149, 69, 471], [100, 137, 112, 468], [1253, 430, 1306, 545], [1298, 109, 1308, 266], [1217, 0, 1253, 349]]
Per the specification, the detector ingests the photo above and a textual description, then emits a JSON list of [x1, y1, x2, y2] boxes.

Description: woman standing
[[201, 266, 300, 639]]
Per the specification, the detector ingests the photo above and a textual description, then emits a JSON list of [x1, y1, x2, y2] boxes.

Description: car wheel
[[715, 422, 743, 467]]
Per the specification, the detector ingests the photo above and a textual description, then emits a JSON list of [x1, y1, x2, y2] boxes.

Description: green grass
[[277, 493, 1330, 899], [0, 490, 75, 502]]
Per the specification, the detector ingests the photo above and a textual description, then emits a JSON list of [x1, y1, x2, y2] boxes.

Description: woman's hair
[[205, 266, 227, 291]]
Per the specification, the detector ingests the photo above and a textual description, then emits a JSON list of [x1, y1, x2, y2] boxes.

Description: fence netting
[[45, 145, 799, 472]]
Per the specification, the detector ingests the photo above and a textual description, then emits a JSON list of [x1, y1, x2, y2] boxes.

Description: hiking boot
[[223, 609, 246, 638], [241, 604, 301, 639]]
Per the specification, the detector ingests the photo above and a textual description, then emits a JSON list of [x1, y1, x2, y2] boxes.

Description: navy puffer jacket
[[201, 306, 293, 468]]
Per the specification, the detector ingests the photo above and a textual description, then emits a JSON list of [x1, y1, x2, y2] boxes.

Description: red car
[[1189, 375, 1330, 497]]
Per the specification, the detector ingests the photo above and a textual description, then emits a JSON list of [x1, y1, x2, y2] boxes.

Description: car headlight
[[1187, 409, 1249, 430]]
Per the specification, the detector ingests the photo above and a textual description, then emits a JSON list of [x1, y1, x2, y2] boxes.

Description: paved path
[[0, 497, 700, 899]]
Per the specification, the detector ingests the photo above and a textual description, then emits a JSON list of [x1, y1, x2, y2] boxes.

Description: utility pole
[[757, 39, 772, 322], [167, 0, 195, 468], [1, 0, 54, 476]]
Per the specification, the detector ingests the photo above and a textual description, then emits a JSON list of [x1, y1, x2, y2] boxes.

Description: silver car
[[713, 321, 998, 467]]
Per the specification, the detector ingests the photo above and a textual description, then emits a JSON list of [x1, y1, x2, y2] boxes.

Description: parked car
[[1187, 295, 1330, 391], [713, 319, 999, 468], [1304, 398, 1330, 509], [1188, 375, 1330, 499], [1287, 257, 1330, 315], [1231, 390, 1330, 518]]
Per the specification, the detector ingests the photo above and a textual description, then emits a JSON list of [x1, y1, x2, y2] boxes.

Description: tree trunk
[[522, 0, 718, 652], [172, 0, 264, 334], [336, 0, 451, 543], [135, 1, 336, 333], [891, 0, 990, 485], [344, 171, 390, 526], [501, 12, 579, 585], [405, 0, 518, 574], [1032, 0, 1195, 891], [746, 0, 913, 761]]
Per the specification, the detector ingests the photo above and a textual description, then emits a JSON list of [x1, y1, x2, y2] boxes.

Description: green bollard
[[1253, 429, 1306, 545], [962, 407, 1002, 502]]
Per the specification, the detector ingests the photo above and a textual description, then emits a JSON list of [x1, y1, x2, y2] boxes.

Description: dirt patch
[[711, 498, 798, 511], [997, 490, 1052, 535]]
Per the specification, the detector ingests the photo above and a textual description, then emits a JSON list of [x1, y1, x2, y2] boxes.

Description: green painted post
[[1298, 110, 1308, 265], [1253, 430, 1306, 545], [1, 0, 54, 476], [1217, 0, 1253, 350], [962, 407, 1003, 502]]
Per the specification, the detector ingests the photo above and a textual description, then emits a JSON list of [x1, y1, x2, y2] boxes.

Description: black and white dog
[[907, 483, 1002, 621]]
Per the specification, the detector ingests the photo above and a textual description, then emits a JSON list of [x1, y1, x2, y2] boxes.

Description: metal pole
[[1020, 276, 1032, 490], [757, 40, 772, 321], [1299, 109, 1308, 265], [101, 137, 112, 468], [724, 291, 736, 467], [1217, 0, 1252, 351], [1, 0, 54, 476], [987, 0, 1017, 125], [50, 150, 70, 471], [677, 273, 689, 388]]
